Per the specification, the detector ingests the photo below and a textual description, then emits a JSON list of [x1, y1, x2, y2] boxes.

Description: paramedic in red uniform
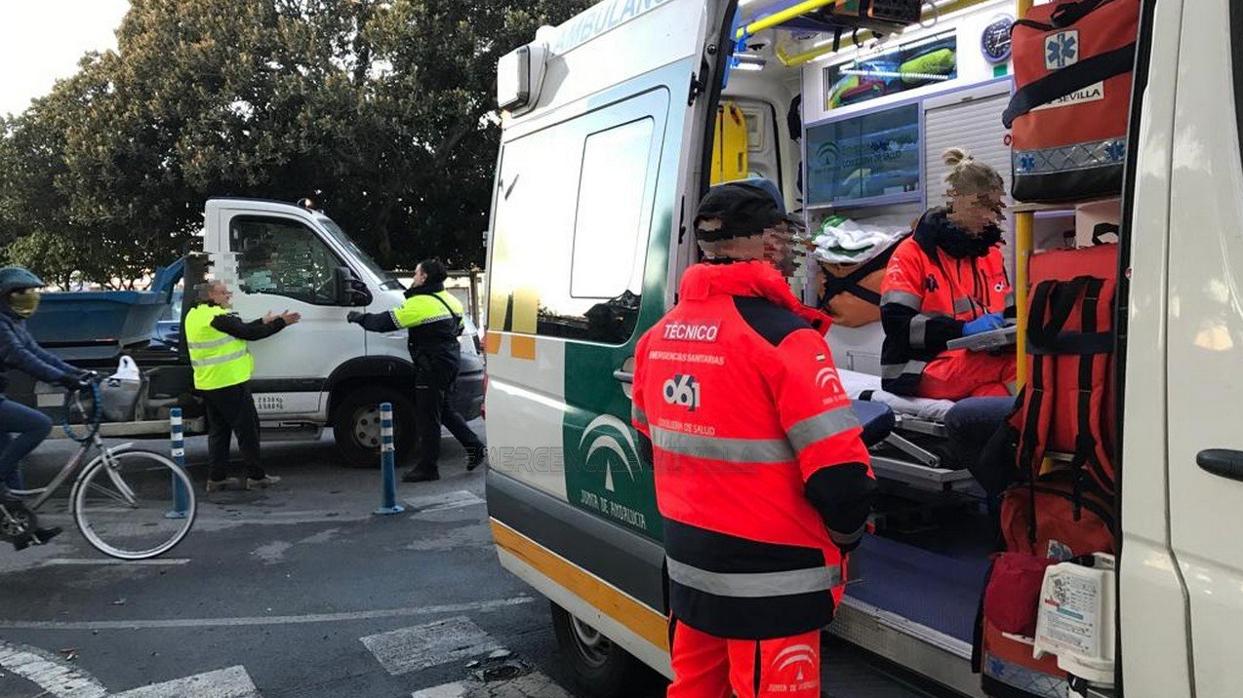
[[879, 148, 1017, 400], [631, 182, 876, 698]]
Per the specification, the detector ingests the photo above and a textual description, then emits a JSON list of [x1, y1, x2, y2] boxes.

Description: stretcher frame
[[870, 415, 979, 493]]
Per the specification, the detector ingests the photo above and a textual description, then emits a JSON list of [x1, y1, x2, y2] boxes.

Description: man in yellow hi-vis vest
[[186, 281, 300, 492], [348, 259, 485, 483]]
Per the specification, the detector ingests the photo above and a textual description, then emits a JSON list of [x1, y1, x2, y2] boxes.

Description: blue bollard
[[166, 407, 190, 519], [374, 402, 405, 515]]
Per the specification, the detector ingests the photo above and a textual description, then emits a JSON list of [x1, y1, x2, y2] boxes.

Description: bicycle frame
[[10, 436, 140, 512]]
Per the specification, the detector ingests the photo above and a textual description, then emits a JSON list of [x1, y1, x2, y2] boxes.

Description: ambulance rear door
[[484, 0, 738, 678], [1157, 0, 1243, 694]]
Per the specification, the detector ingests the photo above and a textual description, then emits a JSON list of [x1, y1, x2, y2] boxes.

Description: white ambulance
[[482, 1, 1242, 696]]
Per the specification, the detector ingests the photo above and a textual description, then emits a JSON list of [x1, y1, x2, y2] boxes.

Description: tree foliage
[[0, 0, 593, 286]]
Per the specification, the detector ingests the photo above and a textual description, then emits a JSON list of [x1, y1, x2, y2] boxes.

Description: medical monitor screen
[[806, 102, 922, 208]]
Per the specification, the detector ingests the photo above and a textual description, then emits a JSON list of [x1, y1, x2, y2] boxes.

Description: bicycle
[[0, 380, 197, 559]]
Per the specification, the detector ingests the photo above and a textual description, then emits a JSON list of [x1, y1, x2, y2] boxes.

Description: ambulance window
[[488, 91, 664, 346], [571, 118, 654, 300]]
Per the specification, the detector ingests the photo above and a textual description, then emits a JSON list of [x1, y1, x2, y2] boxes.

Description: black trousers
[[202, 382, 265, 481], [413, 358, 483, 473]]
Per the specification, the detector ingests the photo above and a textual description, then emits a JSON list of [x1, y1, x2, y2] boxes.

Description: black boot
[[466, 448, 487, 472], [402, 468, 440, 483], [11, 527, 60, 551]]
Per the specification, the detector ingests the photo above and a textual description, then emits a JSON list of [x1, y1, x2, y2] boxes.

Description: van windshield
[[318, 217, 404, 291]]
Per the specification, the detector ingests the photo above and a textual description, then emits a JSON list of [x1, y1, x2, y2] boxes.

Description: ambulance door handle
[[612, 370, 634, 384], [1196, 449, 1243, 482]]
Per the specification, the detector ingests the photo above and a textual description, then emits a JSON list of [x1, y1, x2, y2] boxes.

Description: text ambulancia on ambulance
[[482, 1, 1243, 697]]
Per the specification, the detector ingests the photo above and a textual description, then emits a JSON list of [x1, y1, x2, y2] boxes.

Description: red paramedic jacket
[[880, 208, 1013, 395], [632, 261, 876, 640]]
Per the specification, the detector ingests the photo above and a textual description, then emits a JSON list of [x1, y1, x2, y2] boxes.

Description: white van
[[483, 1, 1242, 697], [190, 198, 485, 466]]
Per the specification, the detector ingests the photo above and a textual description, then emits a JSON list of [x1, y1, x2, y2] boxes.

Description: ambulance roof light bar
[[497, 41, 550, 116]]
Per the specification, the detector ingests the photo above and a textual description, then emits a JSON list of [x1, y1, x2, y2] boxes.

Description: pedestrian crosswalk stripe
[[0, 640, 107, 698], [362, 616, 502, 676], [111, 665, 260, 697], [411, 672, 575, 698], [405, 490, 484, 514]]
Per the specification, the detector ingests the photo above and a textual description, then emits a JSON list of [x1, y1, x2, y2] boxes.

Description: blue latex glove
[[962, 312, 1005, 336]]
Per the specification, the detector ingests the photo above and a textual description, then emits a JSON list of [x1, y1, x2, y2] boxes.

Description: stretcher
[[842, 369, 979, 493]]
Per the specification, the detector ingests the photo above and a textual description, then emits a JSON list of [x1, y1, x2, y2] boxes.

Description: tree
[[0, 0, 593, 286]]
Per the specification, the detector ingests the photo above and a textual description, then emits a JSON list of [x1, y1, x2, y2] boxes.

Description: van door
[[219, 209, 367, 419], [1163, 0, 1243, 694]]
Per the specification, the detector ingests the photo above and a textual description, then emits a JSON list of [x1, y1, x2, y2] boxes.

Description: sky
[[0, 0, 130, 117]]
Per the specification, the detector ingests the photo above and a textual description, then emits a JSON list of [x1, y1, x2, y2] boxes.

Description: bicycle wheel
[[72, 450, 197, 560]]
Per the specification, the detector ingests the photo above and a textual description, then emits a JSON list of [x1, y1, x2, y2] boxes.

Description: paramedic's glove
[[346, 311, 364, 325], [76, 370, 99, 384], [962, 312, 1005, 336]]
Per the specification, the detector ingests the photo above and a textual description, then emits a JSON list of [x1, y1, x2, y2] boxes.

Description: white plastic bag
[[101, 356, 143, 422]]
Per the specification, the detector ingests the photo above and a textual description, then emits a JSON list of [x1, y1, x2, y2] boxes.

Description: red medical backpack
[[1004, 0, 1140, 202], [975, 245, 1120, 698]]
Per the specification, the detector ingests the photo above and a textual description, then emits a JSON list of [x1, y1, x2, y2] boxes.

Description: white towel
[[813, 218, 908, 265]]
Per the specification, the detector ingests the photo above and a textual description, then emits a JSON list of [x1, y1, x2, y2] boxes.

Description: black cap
[[694, 181, 796, 242]]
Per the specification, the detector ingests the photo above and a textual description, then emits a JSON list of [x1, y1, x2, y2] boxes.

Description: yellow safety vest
[[185, 305, 254, 390], [392, 290, 464, 332]]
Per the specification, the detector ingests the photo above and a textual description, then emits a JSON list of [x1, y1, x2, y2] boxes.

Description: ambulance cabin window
[[488, 110, 657, 345], [231, 216, 344, 306], [569, 117, 655, 344]]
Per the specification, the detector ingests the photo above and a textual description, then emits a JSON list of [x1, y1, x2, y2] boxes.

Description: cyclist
[[0, 267, 91, 549]]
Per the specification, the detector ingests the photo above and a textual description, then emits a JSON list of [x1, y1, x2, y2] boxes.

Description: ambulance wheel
[[332, 385, 415, 468], [550, 602, 654, 697]]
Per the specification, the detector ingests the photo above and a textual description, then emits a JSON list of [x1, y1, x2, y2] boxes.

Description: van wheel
[[332, 385, 414, 468], [550, 601, 655, 697]]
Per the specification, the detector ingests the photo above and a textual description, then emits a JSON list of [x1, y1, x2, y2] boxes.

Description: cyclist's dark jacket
[[0, 307, 77, 391]]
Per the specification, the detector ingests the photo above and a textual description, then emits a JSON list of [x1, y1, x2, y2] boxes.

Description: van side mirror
[[335, 267, 372, 307]]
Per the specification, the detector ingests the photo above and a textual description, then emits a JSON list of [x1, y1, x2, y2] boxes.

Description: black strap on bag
[[1068, 278, 1107, 514], [1002, 43, 1137, 128], [819, 242, 900, 307], [1027, 277, 1115, 356], [1051, 0, 1110, 26], [1012, 0, 1115, 32]]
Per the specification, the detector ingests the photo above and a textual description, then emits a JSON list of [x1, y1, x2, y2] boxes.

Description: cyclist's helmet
[[0, 267, 46, 320], [0, 267, 44, 296]]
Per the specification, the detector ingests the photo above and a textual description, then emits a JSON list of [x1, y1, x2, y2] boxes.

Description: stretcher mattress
[[839, 369, 956, 422]]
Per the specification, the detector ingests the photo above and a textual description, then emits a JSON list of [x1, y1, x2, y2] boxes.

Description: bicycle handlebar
[[61, 380, 103, 443]]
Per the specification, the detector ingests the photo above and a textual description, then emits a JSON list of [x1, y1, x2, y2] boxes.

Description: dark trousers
[[413, 361, 483, 473], [203, 382, 265, 481], [0, 399, 53, 490]]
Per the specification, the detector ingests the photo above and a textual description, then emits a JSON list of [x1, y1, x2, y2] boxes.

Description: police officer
[[348, 259, 485, 483], [631, 182, 876, 697], [185, 281, 299, 492]]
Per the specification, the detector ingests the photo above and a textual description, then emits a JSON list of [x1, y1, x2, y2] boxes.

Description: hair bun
[[943, 148, 971, 167]]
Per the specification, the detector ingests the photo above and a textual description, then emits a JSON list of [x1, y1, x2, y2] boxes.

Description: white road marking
[[111, 665, 260, 698], [0, 640, 107, 698], [411, 673, 574, 698], [40, 558, 191, 567], [412, 683, 468, 698], [362, 616, 501, 676], [405, 490, 484, 514], [0, 597, 533, 631]]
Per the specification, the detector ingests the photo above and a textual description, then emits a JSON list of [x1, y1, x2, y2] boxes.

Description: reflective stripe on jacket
[[185, 305, 253, 390], [879, 208, 1012, 395], [632, 261, 875, 639]]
